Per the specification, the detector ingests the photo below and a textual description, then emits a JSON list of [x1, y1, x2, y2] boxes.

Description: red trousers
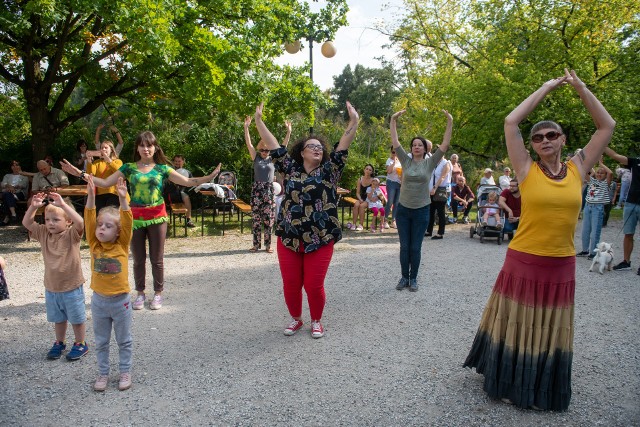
[[277, 238, 334, 321]]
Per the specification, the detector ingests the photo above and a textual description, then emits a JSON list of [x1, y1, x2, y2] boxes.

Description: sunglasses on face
[[258, 149, 270, 153], [304, 144, 323, 152], [531, 131, 563, 143]]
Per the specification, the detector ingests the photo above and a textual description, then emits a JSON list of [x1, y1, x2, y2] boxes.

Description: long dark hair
[[133, 131, 169, 165], [409, 136, 430, 159], [290, 135, 330, 164], [363, 163, 375, 177]]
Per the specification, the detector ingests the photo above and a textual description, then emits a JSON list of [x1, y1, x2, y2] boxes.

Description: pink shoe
[[132, 294, 145, 310], [149, 294, 163, 310]]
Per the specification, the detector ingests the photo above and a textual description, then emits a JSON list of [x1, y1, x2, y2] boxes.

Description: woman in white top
[[1, 160, 30, 225], [426, 156, 452, 239], [385, 146, 402, 228]]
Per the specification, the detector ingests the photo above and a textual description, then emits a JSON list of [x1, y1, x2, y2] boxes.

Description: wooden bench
[[169, 203, 189, 237], [231, 199, 252, 233]]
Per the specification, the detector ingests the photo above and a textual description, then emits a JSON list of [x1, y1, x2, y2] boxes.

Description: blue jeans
[[581, 202, 604, 255], [385, 180, 401, 221], [503, 219, 519, 234], [395, 203, 430, 280]]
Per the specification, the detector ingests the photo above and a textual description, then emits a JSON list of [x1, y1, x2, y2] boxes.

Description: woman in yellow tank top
[[87, 140, 129, 212], [464, 69, 616, 411]]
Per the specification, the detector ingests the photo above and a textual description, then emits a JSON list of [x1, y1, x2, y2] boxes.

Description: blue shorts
[[45, 285, 87, 324], [622, 202, 640, 235]]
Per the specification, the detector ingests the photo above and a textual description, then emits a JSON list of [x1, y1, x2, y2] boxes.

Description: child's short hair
[[488, 191, 498, 200], [372, 177, 380, 184], [44, 201, 70, 220], [97, 206, 121, 230]]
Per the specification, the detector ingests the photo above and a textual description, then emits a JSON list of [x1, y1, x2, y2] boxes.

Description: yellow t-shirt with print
[[85, 207, 133, 295]]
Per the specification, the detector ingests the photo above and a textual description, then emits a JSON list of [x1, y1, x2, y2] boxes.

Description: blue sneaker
[[66, 342, 89, 361], [47, 341, 66, 359]]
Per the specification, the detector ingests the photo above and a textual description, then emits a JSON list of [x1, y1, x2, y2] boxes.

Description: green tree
[[384, 0, 640, 171], [330, 64, 402, 123], [0, 0, 348, 162]]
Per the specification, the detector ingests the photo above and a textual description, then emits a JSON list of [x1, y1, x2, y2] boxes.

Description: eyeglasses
[[304, 144, 323, 152], [258, 149, 270, 153], [531, 131, 563, 143]]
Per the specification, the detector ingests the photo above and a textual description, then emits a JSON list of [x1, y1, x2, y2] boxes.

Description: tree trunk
[[25, 88, 58, 168]]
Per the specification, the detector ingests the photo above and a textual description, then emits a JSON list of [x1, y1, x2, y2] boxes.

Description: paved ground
[[0, 219, 638, 426]]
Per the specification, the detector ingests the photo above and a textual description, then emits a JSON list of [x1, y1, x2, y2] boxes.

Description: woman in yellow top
[[464, 69, 615, 411], [87, 140, 129, 212]]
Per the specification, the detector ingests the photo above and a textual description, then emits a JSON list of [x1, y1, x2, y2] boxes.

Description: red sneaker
[[284, 319, 304, 336], [311, 320, 324, 339]]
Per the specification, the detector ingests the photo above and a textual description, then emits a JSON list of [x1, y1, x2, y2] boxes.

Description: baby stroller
[[469, 185, 505, 245]]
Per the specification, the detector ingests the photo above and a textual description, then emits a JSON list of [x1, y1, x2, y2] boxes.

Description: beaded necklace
[[537, 161, 567, 180]]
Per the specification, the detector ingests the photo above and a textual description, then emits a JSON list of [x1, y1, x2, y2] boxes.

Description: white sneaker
[[132, 294, 145, 310], [149, 294, 163, 310], [383, 222, 390, 229], [311, 320, 325, 338]]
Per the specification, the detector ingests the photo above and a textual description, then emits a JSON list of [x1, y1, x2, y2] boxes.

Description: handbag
[[433, 186, 448, 202]]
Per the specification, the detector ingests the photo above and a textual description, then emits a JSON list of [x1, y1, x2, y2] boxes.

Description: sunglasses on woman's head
[[531, 131, 563, 143]]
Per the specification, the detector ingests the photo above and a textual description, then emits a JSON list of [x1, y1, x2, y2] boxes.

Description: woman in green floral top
[[62, 131, 221, 311], [254, 101, 359, 339]]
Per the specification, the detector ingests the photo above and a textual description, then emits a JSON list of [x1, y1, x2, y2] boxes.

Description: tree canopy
[[0, 0, 348, 162], [384, 0, 640, 169]]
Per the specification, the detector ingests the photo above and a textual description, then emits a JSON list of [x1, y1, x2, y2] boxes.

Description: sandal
[[265, 247, 274, 253], [249, 246, 259, 252]]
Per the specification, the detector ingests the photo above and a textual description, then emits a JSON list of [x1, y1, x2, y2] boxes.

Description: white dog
[[589, 242, 614, 274]]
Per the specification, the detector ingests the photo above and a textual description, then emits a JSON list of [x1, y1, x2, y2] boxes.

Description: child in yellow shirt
[[85, 176, 134, 392]]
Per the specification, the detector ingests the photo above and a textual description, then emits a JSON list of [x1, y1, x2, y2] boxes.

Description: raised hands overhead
[[336, 101, 360, 151], [253, 103, 279, 149]]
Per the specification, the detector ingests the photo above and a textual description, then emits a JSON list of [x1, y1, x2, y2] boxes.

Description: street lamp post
[[285, 36, 336, 134]]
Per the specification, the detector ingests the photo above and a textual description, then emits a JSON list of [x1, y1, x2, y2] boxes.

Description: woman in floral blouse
[[254, 101, 359, 339]]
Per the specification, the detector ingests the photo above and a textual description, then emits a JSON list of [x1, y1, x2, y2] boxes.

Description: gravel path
[[0, 219, 638, 426]]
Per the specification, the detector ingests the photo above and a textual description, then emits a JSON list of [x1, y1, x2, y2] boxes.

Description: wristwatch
[[80, 170, 86, 180]]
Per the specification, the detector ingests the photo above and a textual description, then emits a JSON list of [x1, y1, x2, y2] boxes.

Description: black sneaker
[[637, 267, 640, 276], [396, 277, 409, 290], [409, 279, 418, 292], [613, 260, 631, 271], [47, 341, 66, 359], [186, 218, 196, 228], [576, 251, 589, 257]]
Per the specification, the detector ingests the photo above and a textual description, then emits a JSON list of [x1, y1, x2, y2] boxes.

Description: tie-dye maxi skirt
[[464, 248, 574, 411]]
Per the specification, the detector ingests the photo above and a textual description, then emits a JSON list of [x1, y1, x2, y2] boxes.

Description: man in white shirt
[[167, 155, 195, 227], [498, 167, 512, 191]]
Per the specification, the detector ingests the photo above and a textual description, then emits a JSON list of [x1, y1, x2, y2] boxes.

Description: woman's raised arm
[[336, 101, 360, 151], [566, 70, 616, 177], [504, 75, 568, 182], [437, 110, 453, 153], [244, 116, 257, 160], [254, 103, 279, 150], [390, 110, 406, 150]]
